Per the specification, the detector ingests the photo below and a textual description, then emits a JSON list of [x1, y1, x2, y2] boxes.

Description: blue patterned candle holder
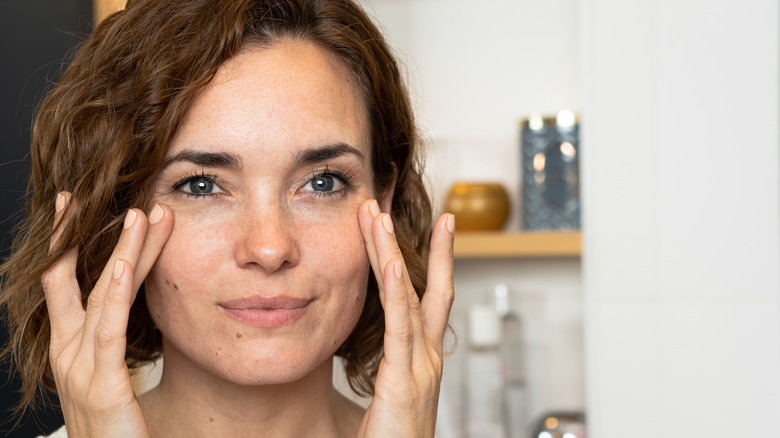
[[520, 111, 580, 230]]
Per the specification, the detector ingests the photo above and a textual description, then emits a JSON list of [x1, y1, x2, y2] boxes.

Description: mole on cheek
[[173, 283, 179, 291], [236, 332, 243, 339]]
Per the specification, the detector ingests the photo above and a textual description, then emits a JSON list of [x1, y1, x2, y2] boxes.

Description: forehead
[[168, 39, 370, 161]]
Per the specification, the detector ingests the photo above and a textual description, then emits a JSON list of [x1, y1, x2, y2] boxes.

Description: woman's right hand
[[41, 192, 174, 437]]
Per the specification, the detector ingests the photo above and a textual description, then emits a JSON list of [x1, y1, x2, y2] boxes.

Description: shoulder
[[37, 425, 67, 438]]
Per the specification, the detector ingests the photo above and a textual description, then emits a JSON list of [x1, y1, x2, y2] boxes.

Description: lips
[[218, 296, 312, 328]]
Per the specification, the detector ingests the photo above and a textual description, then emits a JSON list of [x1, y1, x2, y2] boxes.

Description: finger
[[42, 192, 84, 335], [358, 199, 384, 300], [132, 203, 174, 294], [371, 213, 418, 304], [421, 214, 455, 350], [93, 259, 132, 374], [372, 213, 426, 352], [381, 258, 413, 373], [83, 209, 148, 334]]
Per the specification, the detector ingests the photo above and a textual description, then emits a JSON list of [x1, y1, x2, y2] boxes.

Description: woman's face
[[145, 40, 377, 385]]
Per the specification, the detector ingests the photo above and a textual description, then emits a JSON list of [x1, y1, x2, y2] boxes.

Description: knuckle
[[94, 324, 119, 347], [51, 357, 68, 380], [86, 286, 108, 310], [85, 293, 101, 312], [408, 291, 422, 312], [391, 323, 414, 345], [426, 351, 443, 375], [63, 367, 83, 391], [41, 266, 66, 292], [105, 287, 127, 306], [444, 287, 455, 307], [40, 271, 54, 291]]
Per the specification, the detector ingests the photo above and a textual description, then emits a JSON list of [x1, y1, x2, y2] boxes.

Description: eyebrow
[[162, 142, 365, 170], [163, 150, 242, 168], [294, 143, 366, 166]]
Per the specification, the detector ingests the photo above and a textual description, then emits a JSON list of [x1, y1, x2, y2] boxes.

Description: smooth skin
[[41, 40, 455, 438], [44, 196, 454, 437], [43, 195, 173, 437]]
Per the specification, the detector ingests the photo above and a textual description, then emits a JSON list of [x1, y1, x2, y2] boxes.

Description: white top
[[37, 425, 66, 438]]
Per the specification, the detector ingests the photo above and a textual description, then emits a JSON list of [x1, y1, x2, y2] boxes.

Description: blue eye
[[176, 175, 223, 197], [189, 179, 214, 194], [303, 175, 344, 193]]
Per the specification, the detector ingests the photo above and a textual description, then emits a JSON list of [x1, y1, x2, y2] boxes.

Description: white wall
[[581, 0, 780, 436], [360, 1, 586, 436], [361, 0, 581, 227]]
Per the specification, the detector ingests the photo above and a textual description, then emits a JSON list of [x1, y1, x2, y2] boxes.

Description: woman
[[1, 0, 455, 436]]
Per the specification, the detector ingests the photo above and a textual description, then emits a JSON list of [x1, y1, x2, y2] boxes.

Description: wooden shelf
[[453, 231, 581, 259]]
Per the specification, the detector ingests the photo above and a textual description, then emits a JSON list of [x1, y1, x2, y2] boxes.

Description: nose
[[234, 203, 300, 272]]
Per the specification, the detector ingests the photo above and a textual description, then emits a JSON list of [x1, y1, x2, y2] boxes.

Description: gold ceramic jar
[[445, 183, 510, 231]]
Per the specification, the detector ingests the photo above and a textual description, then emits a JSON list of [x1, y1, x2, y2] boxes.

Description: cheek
[[144, 213, 232, 318], [297, 205, 370, 279], [155, 210, 234, 274], [145, 200, 371, 314]]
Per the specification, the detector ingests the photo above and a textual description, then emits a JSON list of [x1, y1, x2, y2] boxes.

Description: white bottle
[[493, 284, 528, 438], [466, 305, 506, 438]]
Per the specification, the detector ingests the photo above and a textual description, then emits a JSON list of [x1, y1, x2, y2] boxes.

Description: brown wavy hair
[[1, 0, 432, 414]]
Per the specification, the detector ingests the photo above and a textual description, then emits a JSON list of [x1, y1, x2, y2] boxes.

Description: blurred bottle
[[530, 411, 586, 438], [466, 304, 506, 438], [493, 284, 528, 438]]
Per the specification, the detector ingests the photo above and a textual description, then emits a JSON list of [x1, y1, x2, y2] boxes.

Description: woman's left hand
[[356, 199, 455, 438]]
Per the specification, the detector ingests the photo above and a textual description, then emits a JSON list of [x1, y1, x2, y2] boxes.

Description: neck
[[138, 343, 364, 438]]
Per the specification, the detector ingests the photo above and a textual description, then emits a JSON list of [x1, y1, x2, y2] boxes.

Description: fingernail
[[369, 200, 381, 217], [446, 214, 456, 234], [55, 193, 66, 213], [124, 209, 137, 229], [382, 214, 394, 234], [393, 260, 403, 280], [112, 259, 125, 279], [148, 204, 164, 225]]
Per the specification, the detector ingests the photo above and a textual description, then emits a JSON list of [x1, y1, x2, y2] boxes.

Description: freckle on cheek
[[173, 283, 179, 291]]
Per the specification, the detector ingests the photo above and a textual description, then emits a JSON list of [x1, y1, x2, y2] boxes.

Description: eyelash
[[170, 167, 356, 199], [172, 171, 223, 199], [301, 166, 355, 198]]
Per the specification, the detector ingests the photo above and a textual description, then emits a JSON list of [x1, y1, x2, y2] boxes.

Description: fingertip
[[358, 199, 378, 237], [112, 259, 126, 280], [55, 193, 66, 213], [51, 192, 74, 250], [369, 199, 381, 218], [381, 213, 394, 235], [123, 209, 138, 229], [383, 258, 406, 296], [156, 203, 175, 226], [434, 213, 455, 235], [393, 259, 403, 280], [148, 204, 164, 225]]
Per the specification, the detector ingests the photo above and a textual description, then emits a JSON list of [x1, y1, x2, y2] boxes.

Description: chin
[[161, 330, 346, 387], [221, 348, 334, 386]]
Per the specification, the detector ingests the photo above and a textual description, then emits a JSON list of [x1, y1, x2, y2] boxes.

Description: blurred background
[[1, 0, 778, 437], [1, 1, 91, 435], [358, 1, 780, 437]]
